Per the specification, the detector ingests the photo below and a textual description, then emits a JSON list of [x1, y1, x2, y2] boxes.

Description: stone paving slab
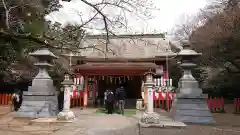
[[29, 117, 75, 127], [1, 107, 240, 135], [139, 120, 187, 128], [51, 113, 138, 135]]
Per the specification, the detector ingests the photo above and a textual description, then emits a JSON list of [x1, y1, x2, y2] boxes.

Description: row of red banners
[[70, 88, 175, 100]]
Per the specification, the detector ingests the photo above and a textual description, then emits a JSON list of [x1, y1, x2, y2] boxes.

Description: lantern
[[154, 65, 164, 78], [144, 71, 154, 84]]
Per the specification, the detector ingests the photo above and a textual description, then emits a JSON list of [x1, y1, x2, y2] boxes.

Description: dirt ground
[[0, 105, 240, 135]]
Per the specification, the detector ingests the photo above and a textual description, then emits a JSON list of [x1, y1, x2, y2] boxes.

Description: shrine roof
[[29, 48, 58, 58], [64, 34, 176, 59], [73, 62, 158, 70]]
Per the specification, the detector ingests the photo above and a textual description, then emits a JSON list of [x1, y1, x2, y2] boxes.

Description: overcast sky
[[45, 0, 207, 34]]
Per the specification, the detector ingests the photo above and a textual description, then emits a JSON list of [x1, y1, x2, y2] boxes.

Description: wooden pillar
[[84, 76, 88, 107], [92, 77, 96, 105]]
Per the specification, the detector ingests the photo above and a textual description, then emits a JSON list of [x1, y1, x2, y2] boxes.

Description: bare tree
[[1, 0, 159, 53], [171, 0, 240, 89]]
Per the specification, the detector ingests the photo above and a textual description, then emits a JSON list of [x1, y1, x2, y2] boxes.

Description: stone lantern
[[139, 71, 162, 126], [144, 71, 155, 113], [173, 40, 215, 124], [15, 48, 59, 118], [57, 72, 75, 121]]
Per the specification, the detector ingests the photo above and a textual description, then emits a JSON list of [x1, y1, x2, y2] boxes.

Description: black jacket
[[107, 92, 115, 103], [116, 87, 126, 100]]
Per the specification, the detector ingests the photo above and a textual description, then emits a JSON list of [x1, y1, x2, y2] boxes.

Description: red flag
[[153, 91, 156, 100], [158, 91, 164, 100], [80, 91, 83, 97], [73, 89, 77, 97], [164, 71, 169, 79]]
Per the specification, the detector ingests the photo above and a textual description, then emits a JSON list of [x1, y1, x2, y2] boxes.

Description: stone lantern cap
[[29, 48, 58, 59], [178, 40, 202, 57], [143, 71, 155, 76], [61, 73, 74, 85]]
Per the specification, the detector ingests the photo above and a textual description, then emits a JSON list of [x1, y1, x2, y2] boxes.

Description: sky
[[45, 0, 207, 34]]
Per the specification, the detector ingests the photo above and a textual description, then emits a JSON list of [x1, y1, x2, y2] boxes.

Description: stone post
[[146, 84, 154, 113], [57, 73, 75, 121]]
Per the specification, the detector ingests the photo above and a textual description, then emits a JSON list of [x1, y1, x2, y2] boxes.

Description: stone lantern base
[[15, 91, 58, 118], [173, 94, 215, 124], [139, 112, 187, 128], [57, 110, 75, 121], [139, 112, 160, 127]]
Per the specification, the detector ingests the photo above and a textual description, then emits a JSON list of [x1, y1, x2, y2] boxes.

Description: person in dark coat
[[58, 88, 64, 111], [106, 90, 115, 114], [115, 84, 126, 115]]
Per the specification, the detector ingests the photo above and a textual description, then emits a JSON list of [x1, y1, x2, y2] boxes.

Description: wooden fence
[[152, 91, 240, 114], [0, 94, 12, 105], [1, 93, 240, 114], [153, 92, 174, 112], [207, 97, 225, 113], [70, 91, 84, 108]]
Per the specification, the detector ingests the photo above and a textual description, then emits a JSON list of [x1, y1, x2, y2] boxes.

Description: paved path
[[51, 108, 139, 135], [1, 107, 240, 135]]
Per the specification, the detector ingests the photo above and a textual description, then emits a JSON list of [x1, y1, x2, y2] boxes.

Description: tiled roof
[[75, 62, 158, 69], [79, 34, 175, 58]]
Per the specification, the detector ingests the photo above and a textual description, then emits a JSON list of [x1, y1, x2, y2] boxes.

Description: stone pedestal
[[173, 76, 215, 124], [15, 49, 58, 118], [174, 96, 215, 124], [57, 73, 75, 121], [16, 91, 58, 118]]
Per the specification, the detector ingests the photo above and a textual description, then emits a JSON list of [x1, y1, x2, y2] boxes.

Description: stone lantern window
[[144, 71, 155, 84]]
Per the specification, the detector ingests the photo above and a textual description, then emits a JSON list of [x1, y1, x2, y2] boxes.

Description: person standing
[[106, 90, 115, 114], [116, 84, 126, 115], [12, 89, 20, 111], [104, 90, 109, 110], [58, 88, 64, 111]]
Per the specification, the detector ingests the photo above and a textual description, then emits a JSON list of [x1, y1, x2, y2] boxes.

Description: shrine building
[[63, 34, 176, 107]]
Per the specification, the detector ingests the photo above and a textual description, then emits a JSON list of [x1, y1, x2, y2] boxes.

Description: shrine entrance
[[73, 62, 159, 107], [96, 76, 142, 99]]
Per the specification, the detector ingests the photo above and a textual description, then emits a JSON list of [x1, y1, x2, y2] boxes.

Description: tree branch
[[2, 0, 9, 29], [0, 31, 97, 53], [80, 0, 110, 52]]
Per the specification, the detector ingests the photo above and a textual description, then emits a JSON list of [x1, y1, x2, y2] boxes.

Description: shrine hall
[[63, 34, 176, 107]]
